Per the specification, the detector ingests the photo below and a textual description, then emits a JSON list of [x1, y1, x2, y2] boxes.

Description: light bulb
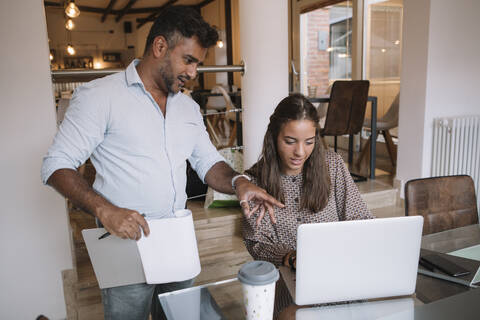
[[49, 53, 54, 61], [94, 62, 102, 69], [216, 40, 224, 48], [65, 19, 75, 30], [65, 1, 80, 18], [67, 44, 76, 56]]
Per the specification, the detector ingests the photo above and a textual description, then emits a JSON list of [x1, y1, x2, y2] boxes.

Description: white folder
[[82, 209, 201, 289]]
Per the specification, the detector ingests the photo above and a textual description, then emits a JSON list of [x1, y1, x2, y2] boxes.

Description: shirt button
[[292, 177, 296, 182]]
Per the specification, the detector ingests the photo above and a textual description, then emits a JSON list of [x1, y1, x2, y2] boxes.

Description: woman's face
[[276, 119, 316, 176]]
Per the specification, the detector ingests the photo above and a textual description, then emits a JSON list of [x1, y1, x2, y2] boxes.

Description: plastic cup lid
[[237, 261, 279, 286]]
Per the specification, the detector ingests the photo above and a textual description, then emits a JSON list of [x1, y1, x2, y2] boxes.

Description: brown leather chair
[[320, 80, 370, 180], [405, 175, 478, 235]]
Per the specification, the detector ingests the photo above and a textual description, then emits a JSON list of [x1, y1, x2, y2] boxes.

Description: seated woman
[[242, 92, 374, 275]]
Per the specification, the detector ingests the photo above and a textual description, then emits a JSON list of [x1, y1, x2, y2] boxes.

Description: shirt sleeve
[[41, 85, 109, 184], [242, 208, 293, 267], [333, 153, 375, 220], [187, 103, 224, 183]]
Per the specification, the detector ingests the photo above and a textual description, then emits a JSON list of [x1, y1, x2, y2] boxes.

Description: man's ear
[[151, 36, 168, 59]]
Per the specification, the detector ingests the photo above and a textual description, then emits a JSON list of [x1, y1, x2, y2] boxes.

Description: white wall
[[396, 0, 430, 187], [0, 1, 73, 319], [421, 0, 480, 175], [396, 0, 480, 190], [240, 0, 289, 168]]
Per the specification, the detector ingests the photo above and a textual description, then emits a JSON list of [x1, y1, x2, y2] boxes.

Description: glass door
[[364, 0, 403, 129], [298, 1, 353, 97]]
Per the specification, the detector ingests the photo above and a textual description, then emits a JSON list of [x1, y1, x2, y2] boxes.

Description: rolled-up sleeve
[[41, 86, 109, 184], [187, 107, 224, 183]]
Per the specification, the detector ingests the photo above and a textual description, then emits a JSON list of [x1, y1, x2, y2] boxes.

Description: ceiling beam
[[115, 0, 138, 22], [195, 0, 215, 9], [44, 1, 186, 15], [123, 6, 179, 14], [101, 0, 118, 23], [44, 1, 109, 14], [136, 0, 178, 29]]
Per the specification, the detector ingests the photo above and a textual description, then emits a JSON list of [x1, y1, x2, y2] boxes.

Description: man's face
[[158, 37, 207, 94]]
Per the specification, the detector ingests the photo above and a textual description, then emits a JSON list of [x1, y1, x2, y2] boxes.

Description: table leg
[[370, 97, 377, 179], [235, 109, 242, 146]]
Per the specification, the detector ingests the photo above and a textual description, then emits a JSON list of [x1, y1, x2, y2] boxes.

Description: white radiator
[[431, 116, 480, 212]]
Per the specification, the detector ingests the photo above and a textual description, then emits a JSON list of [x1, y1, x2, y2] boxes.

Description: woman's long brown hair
[[246, 93, 331, 212]]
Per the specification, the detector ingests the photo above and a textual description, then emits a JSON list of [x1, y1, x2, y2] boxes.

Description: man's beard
[[159, 56, 176, 94]]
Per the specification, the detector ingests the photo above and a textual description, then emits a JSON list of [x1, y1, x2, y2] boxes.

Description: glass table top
[[157, 278, 420, 320], [157, 225, 480, 319], [158, 278, 244, 320]]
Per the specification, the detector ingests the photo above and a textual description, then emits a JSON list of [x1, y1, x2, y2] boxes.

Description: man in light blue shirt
[[42, 6, 283, 320]]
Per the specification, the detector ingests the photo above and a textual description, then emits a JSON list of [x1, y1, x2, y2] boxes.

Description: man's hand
[[96, 205, 150, 241], [203, 162, 284, 226], [46, 169, 150, 240], [234, 177, 284, 226]]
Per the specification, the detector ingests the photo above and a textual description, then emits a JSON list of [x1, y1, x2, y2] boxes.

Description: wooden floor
[[62, 152, 403, 320]]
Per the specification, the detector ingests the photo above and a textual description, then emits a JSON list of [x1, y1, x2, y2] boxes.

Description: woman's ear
[[151, 36, 168, 59]]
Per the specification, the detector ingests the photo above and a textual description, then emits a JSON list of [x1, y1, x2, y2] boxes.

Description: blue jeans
[[101, 279, 195, 320]]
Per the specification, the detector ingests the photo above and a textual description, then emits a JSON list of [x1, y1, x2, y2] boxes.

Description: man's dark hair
[[144, 5, 219, 54]]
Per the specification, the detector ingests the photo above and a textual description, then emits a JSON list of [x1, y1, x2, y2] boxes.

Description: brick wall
[[305, 9, 330, 95]]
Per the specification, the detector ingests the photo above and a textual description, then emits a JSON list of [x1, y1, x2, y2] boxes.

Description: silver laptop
[[82, 228, 146, 289], [296, 297, 414, 320], [293, 216, 423, 305]]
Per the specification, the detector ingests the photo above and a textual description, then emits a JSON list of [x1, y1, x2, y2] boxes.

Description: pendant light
[[65, 1, 80, 18], [67, 44, 76, 56], [65, 18, 75, 30]]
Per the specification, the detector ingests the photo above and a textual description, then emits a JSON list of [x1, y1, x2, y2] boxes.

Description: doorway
[[299, 1, 353, 97], [291, 0, 404, 174]]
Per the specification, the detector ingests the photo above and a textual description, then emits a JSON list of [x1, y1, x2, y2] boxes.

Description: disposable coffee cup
[[238, 261, 279, 320]]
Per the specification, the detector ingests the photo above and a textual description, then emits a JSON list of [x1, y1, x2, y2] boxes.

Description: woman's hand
[[283, 250, 296, 269]]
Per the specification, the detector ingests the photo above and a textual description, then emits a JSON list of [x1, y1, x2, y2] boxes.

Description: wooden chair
[[405, 175, 479, 235], [212, 85, 240, 147], [205, 85, 228, 147]]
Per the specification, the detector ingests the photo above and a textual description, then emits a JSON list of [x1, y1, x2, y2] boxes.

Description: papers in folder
[[136, 209, 201, 284], [82, 209, 201, 288]]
